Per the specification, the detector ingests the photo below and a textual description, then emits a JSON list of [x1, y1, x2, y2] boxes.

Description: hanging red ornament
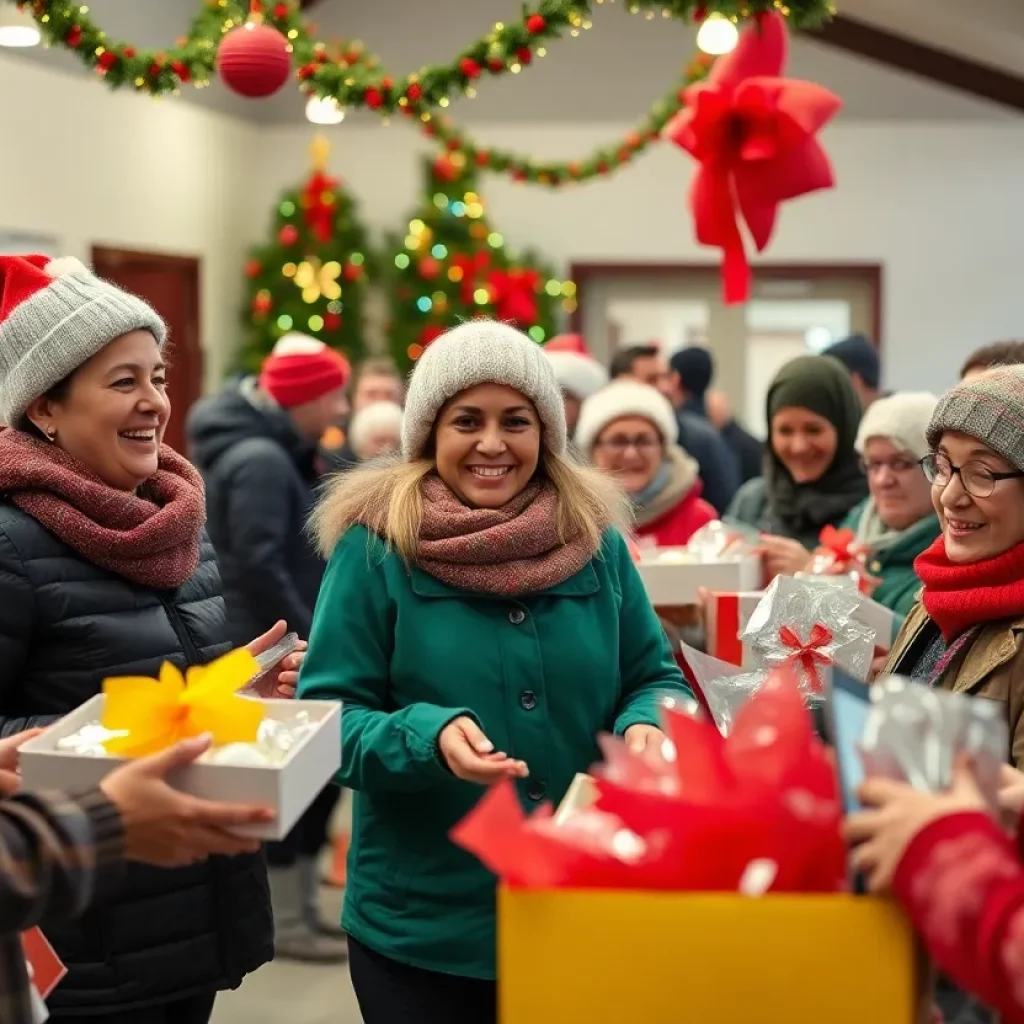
[[365, 87, 383, 109], [487, 58, 504, 73], [459, 58, 482, 79], [65, 24, 82, 48], [244, 258, 263, 278], [278, 224, 298, 245], [343, 262, 363, 282], [516, 49, 532, 65], [96, 50, 117, 72], [324, 312, 343, 331], [417, 257, 440, 280], [272, 2, 288, 17], [526, 13, 546, 33], [216, 21, 291, 99]]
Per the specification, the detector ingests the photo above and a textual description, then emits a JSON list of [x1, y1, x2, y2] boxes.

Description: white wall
[[247, 121, 1024, 393], [0, 54, 255, 388]]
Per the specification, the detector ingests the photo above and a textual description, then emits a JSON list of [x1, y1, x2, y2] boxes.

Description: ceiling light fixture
[[306, 95, 345, 125], [0, 6, 40, 47], [696, 13, 738, 56]]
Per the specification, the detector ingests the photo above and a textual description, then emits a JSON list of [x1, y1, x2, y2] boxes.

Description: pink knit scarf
[[410, 475, 600, 596], [0, 428, 206, 590]]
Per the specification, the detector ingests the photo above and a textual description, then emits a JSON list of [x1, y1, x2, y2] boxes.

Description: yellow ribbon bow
[[101, 649, 265, 758]]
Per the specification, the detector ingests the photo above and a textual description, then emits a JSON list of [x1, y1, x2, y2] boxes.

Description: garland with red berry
[[10, 0, 833, 106]]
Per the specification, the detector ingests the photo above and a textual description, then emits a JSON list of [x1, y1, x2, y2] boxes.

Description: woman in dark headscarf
[[726, 355, 868, 578]]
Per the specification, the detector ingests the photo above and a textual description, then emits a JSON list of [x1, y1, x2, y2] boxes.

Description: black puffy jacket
[[0, 502, 273, 1016], [186, 379, 325, 645]]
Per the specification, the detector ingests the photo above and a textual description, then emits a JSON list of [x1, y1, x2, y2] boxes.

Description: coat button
[[520, 690, 537, 711], [527, 782, 546, 802], [508, 608, 526, 625]]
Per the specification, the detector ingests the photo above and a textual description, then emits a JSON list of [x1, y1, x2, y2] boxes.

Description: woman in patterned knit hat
[[299, 319, 692, 1024], [0, 254, 302, 1023]]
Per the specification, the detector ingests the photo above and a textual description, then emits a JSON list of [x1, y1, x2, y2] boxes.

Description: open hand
[[438, 717, 528, 785], [624, 724, 672, 766], [246, 620, 307, 698], [0, 728, 43, 796], [843, 756, 989, 894], [100, 734, 275, 867], [760, 535, 812, 580]]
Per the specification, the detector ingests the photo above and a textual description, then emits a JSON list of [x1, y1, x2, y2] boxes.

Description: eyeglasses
[[859, 456, 920, 477], [595, 436, 662, 453], [920, 452, 1024, 498]]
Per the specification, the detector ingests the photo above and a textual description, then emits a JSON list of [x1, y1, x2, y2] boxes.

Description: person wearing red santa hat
[[543, 341, 609, 440], [187, 331, 351, 963]]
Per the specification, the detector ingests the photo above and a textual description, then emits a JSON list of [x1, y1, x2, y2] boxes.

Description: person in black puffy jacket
[[0, 254, 301, 1024], [186, 333, 350, 965]]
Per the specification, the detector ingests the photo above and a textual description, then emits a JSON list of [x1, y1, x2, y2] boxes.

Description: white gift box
[[19, 696, 342, 841], [636, 548, 762, 607]]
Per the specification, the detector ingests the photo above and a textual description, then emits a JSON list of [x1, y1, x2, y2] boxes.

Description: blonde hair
[[311, 449, 632, 562]]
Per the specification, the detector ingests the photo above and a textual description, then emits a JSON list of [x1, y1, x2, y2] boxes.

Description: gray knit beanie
[[401, 320, 567, 459], [0, 254, 166, 425], [927, 365, 1024, 473]]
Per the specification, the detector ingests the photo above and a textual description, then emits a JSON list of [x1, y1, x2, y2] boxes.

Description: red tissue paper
[[451, 671, 847, 894]]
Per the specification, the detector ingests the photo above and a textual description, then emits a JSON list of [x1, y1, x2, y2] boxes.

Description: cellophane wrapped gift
[[686, 520, 762, 561], [740, 575, 877, 693], [451, 671, 847, 894], [676, 639, 765, 736], [806, 526, 881, 596], [859, 676, 1008, 807]]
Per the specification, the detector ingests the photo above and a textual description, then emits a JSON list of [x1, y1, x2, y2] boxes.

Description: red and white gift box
[[23, 927, 66, 1022], [636, 547, 761, 607]]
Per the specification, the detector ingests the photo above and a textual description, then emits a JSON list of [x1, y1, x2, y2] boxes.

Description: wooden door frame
[[567, 262, 885, 353]]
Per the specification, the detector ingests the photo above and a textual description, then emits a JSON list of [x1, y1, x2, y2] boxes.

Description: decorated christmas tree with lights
[[239, 135, 373, 372], [387, 152, 574, 368]]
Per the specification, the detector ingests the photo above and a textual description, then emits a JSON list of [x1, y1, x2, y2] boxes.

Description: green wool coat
[[840, 499, 940, 620], [297, 524, 691, 981]]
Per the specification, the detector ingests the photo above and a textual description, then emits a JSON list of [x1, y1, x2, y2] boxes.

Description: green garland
[[11, 0, 833, 107]]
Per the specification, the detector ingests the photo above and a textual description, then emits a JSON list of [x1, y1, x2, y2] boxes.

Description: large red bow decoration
[[665, 12, 841, 303], [778, 622, 832, 695], [488, 268, 539, 326], [811, 525, 879, 596], [301, 170, 339, 244]]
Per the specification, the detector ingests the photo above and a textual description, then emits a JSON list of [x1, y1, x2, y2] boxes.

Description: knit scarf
[[631, 446, 699, 528], [915, 534, 1024, 642], [410, 474, 602, 596], [0, 428, 206, 590]]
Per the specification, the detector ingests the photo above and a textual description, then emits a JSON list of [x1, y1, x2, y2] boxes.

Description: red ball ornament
[[365, 87, 383, 109], [244, 258, 263, 278], [417, 257, 440, 280], [96, 50, 117, 72], [343, 262, 363, 282], [272, 2, 288, 17], [406, 82, 422, 102], [216, 22, 292, 99], [324, 312, 342, 332], [66, 24, 82, 48], [516, 48, 532, 65], [526, 13, 547, 33], [459, 58, 481, 79], [278, 224, 298, 245], [433, 156, 458, 182], [252, 293, 272, 315]]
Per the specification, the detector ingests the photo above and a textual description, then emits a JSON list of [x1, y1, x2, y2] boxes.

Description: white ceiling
[[2, 0, 1020, 124]]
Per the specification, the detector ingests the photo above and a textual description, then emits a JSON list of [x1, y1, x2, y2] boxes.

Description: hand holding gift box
[[807, 525, 882, 597]]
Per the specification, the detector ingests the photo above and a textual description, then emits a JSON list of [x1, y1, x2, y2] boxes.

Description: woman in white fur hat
[[576, 380, 717, 549], [298, 320, 691, 1024], [347, 399, 404, 460]]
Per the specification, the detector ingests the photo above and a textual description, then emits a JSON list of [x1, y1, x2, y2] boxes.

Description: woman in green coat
[[298, 320, 691, 1024], [844, 390, 941, 621]]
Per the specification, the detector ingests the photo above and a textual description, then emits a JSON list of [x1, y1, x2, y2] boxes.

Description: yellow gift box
[[499, 886, 917, 1023]]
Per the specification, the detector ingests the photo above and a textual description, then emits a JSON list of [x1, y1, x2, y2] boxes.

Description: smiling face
[[24, 330, 170, 490], [862, 437, 934, 531], [770, 406, 838, 484], [933, 431, 1024, 563], [592, 415, 663, 495], [433, 383, 541, 508]]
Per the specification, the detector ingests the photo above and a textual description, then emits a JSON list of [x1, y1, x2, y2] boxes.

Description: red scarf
[[915, 534, 1024, 641], [0, 429, 206, 591]]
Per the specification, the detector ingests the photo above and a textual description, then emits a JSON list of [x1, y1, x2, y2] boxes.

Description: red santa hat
[[259, 332, 351, 408], [545, 333, 590, 355]]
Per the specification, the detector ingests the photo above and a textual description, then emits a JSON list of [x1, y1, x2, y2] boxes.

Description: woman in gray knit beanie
[[300, 320, 692, 1024], [847, 365, 1024, 1024]]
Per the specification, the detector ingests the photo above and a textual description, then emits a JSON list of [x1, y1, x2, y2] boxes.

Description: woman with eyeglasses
[[841, 392, 941, 618], [726, 355, 868, 579], [577, 381, 717, 547]]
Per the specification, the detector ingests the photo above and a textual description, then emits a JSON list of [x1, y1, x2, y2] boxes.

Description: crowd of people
[[4, 251, 1024, 1024]]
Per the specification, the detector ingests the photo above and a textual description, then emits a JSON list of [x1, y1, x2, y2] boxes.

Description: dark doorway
[[91, 246, 203, 458]]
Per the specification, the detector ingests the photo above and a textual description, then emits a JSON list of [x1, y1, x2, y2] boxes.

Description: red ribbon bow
[[452, 251, 491, 305], [301, 170, 339, 243], [778, 622, 833, 695], [818, 525, 860, 565], [665, 12, 841, 303], [487, 267, 539, 326]]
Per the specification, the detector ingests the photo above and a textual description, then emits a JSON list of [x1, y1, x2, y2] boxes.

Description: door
[[91, 246, 202, 458]]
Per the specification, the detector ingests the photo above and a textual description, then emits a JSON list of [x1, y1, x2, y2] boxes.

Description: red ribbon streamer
[[778, 622, 832, 695], [665, 13, 841, 303]]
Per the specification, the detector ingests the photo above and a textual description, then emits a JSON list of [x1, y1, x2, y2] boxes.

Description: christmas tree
[[239, 136, 373, 372], [387, 152, 574, 370]]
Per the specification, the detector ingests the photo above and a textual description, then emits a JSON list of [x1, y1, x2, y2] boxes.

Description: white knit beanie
[[855, 391, 938, 461], [0, 254, 166, 425], [401, 320, 567, 458], [575, 380, 679, 456], [544, 350, 609, 401], [349, 400, 404, 459]]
